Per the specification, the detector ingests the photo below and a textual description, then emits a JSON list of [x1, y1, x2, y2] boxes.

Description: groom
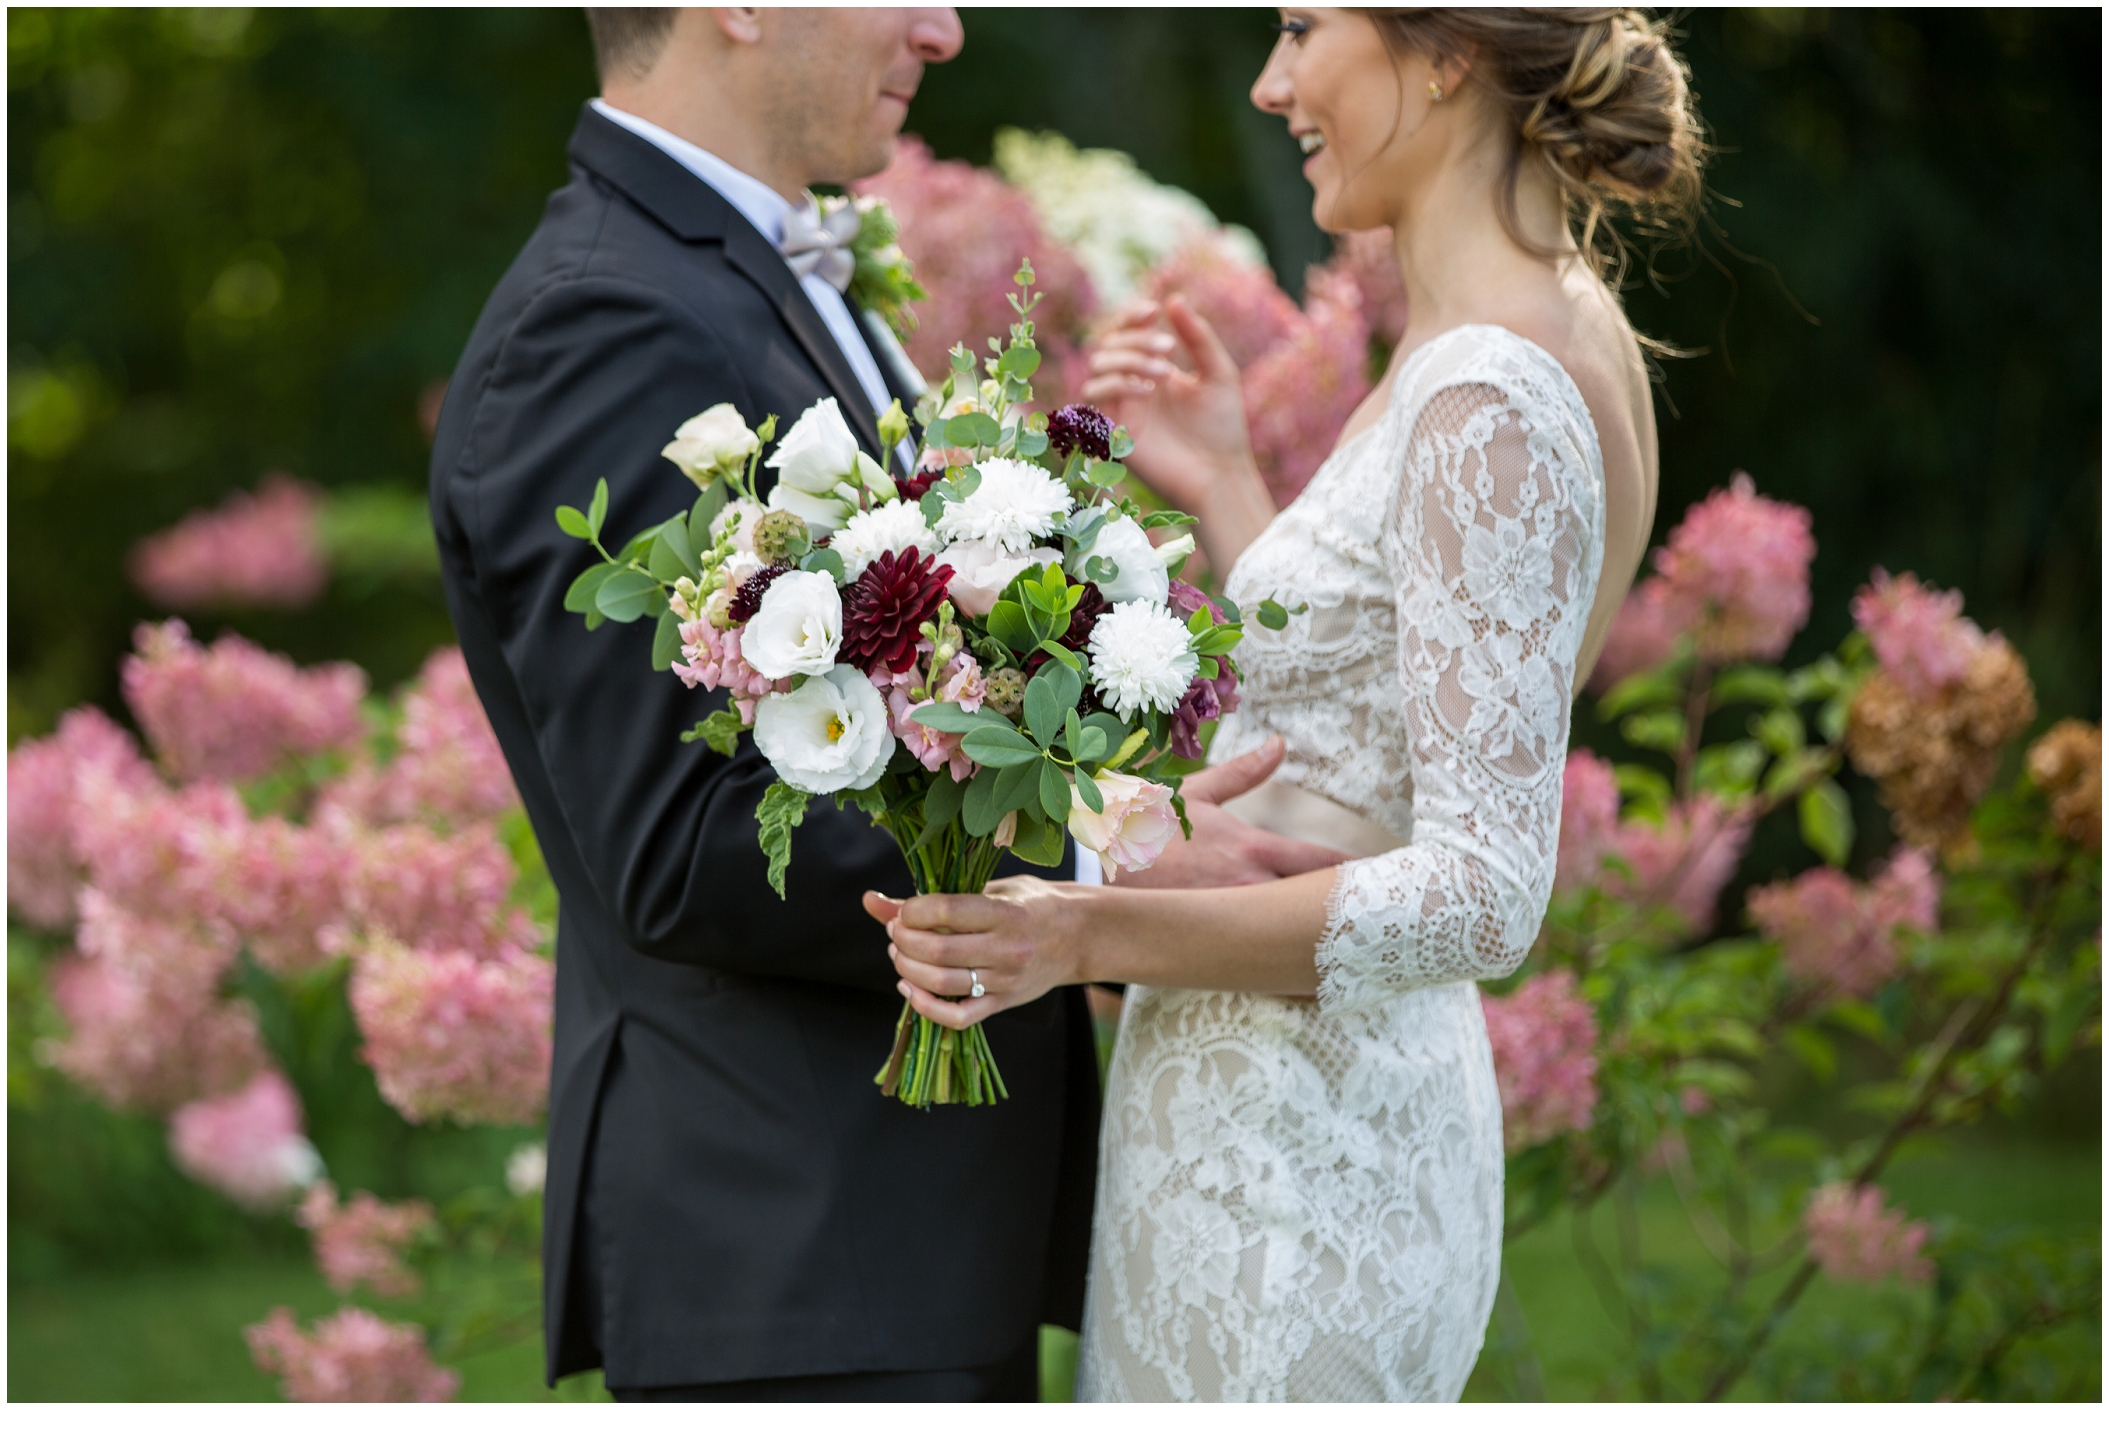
[[426, 8, 1099, 1402]]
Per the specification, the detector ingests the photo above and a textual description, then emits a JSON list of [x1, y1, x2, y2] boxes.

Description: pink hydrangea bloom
[[1555, 750, 1624, 892], [47, 894, 265, 1113], [246, 1306, 459, 1403], [879, 647, 983, 780], [1481, 970, 1600, 1151], [71, 767, 246, 920], [169, 1069, 322, 1209], [7, 707, 155, 930], [1588, 576, 1689, 692], [297, 1182, 435, 1298], [1650, 473, 1815, 665], [204, 815, 349, 973], [129, 474, 329, 612], [1616, 795, 1753, 937], [324, 650, 517, 828], [1748, 848, 1940, 997], [1851, 569, 1987, 701], [673, 608, 782, 724], [854, 137, 1096, 395], [1243, 267, 1374, 507], [1308, 228, 1409, 347], [1802, 1181, 1934, 1285], [1143, 237, 1304, 369], [349, 937, 553, 1126], [122, 620, 366, 783], [336, 821, 533, 958]]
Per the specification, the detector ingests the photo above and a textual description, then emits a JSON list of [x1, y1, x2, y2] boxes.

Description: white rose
[[939, 539, 1061, 617], [752, 664, 897, 794], [833, 498, 940, 583], [1072, 508, 1170, 606], [740, 569, 842, 679], [767, 396, 863, 499], [662, 403, 759, 487]]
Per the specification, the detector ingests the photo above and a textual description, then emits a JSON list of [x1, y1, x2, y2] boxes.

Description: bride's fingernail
[[897, 981, 911, 997]]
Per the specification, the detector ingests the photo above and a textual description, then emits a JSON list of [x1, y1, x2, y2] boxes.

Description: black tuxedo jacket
[[428, 106, 1099, 1390]]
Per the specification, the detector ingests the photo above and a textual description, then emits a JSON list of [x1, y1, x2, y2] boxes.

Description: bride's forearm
[[1070, 866, 1335, 994], [1188, 461, 1278, 579]]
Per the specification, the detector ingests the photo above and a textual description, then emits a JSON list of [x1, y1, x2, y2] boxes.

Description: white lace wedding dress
[[1075, 325, 1605, 1402]]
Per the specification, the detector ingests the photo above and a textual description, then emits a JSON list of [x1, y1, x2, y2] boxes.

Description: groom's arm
[[443, 272, 914, 993]]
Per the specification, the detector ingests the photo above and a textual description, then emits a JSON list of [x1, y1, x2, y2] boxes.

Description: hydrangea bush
[[1477, 473, 2101, 1401]]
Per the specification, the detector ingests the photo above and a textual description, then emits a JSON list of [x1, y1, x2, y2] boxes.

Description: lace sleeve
[[1314, 379, 1599, 1014]]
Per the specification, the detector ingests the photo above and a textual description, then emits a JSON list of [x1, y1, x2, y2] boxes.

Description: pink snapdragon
[[1802, 1181, 1934, 1285], [246, 1306, 459, 1403], [1651, 473, 1815, 665], [349, 937, 553, 1127], [1748, 848, 1940, 997], [129, 474, 329, 612], [673, 608, 781, 724], [1481, 970, 1600, 1151], [297, 1182, 435, 1298], [7, 707, 156, 930], [854, 137, 1095, 395], [1066, 771, 1177, 877], [169, 1069, 322, 1209], [1851, 569, 1987, 701], [122, 620, 367, 782], [336, 821, 533, 958], [880, 646, 984, 780]]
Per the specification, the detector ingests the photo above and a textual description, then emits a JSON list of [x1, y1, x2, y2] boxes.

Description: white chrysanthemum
[[1086, 600, 1199, 720], [935, 457, 1073, 552], [831, 498, 940, 583]]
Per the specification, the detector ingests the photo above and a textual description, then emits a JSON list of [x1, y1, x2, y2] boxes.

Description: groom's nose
[[905, 7, 964, 63]]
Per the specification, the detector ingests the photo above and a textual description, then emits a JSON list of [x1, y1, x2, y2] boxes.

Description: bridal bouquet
[[557, 264, 1270, 1107]]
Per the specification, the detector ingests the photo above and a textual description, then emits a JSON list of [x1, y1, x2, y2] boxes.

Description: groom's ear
[[711, 8, 765, 47]]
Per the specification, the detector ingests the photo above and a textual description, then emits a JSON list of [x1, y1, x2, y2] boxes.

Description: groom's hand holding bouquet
[[558, 265, 1271, 1107]]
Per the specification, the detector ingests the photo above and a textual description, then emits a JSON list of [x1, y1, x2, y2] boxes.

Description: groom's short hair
[[585, 7, 677, 82]]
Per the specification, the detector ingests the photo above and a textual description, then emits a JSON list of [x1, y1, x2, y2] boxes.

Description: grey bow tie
[[779, 194, 860, 294]]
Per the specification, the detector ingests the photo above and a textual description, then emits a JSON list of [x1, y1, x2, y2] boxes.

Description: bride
[[869, 7, 1703, 1401]]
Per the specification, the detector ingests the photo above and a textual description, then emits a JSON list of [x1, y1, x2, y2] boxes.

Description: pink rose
[[1067, 771, 1177, 877]]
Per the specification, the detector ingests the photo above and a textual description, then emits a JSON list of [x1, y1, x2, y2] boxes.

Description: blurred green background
[[9, 5, 2101, 1401]]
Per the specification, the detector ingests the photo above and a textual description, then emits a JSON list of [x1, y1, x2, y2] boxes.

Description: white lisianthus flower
[[833, 499, 940, 583], [1086, 599, 1199, 719], [768, 396, 863, 497], [939, 539, 1061, 616], [1067, 770, 1179, 878], [935, 457, 1073, 552], [662, 403, 759, 487], [741, 569, 843, 679], [752, 664, 897, 794], [1154, 532, 1197, 571], [765, 482, 854, 539], [1072, 507, 1170, 606]]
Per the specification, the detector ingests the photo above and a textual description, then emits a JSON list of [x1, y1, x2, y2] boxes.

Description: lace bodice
[[1076, 326, 1604, 1401]]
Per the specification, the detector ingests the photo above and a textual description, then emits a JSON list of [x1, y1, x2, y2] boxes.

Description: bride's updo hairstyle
[[1369, 8, 1706, 277]]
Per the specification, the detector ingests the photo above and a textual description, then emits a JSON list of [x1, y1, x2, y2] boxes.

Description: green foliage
[[754, 782, 813, 900]]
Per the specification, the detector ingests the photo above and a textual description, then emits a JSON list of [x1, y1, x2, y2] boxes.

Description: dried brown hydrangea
[[2026, 718, 2102, 850], [1845, 635, 2036, 850]]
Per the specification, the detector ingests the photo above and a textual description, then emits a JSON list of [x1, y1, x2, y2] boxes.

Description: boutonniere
[[839, 195, 926, 341]]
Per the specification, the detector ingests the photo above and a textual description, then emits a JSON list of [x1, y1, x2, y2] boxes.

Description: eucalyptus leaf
[[565, 562, 621, 615], [650, 607, 683, 671], [597, 568, 663, 623]]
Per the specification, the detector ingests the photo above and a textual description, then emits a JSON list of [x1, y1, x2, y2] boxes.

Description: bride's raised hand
[[861, 879, 1080, 1030], [1082, 296, 1275, 565]]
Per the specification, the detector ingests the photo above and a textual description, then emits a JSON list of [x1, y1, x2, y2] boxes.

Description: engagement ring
[[969, 970, 985, 999]]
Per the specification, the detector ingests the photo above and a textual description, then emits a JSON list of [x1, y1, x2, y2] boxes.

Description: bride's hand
[[1112, 736, 1353, 889], [1082, 295, 1273, 534], [862, 878, 1079, 1030]]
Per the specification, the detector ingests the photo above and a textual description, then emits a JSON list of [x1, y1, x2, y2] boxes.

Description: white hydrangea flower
[[935, 457, 1073, 553], [831, 498, 940, 583], [1086, 599, 1199, 720]]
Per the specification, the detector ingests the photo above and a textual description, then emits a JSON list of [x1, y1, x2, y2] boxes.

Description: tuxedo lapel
[[566, 105, 887, 461]]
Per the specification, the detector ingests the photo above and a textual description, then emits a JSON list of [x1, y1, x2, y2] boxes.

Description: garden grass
[[9, 1136, 2095, 1402]]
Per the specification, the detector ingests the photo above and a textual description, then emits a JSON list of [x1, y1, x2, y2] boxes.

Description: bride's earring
[[1427, 78, 1444, 102]]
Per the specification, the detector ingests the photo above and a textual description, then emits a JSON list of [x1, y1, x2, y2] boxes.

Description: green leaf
[[659, 512, 699, 572], [1597, 670, 1684, 720], [755, 782, 813, 899], [1016, 429, 1048, 458], [800, 547, 845, 581], [1256, 598, 1290, 630], [949, 411, 1000, 448], [998, 345, 1042, 380], [697, 705, 746, 756], [987, 599, 1036, 656], [596, 568, 662, 623], [1023, 671, 1064, 747], [1712, 666, 1791, 709], [649, 529, 691, 583], [1009, 809, 1067, 867], [588, 477, 609, 537], [1036, 638, 1083, 672], [1086, 459, 1129, 492], [1613, 763, 1674, 811], [1136, 509, 1200, 530], [1105, 726, 1149, 770], [1083, 554, 1119, 585], [963, 727, 1044, 769], [910, 701, 1007, 736], [1782, 1024, 1837, 1083], [565, 562, 621, 614], [990, 759, 1043, 819], [908, 769, 966, 852], [1799, 779, 1854, 866], [1621, 708, 1687, 754], [1073, 767, 1104, 815], [651, 607, 683, 671], [1039, 761, 1072, 822], [962, 767, 1005, 836], [1062, 709, 1084, 761], [1753, 706, 1806, 756], [689, 481, 727, 555], [921, 415, 948, 451], [1073, 725, 1108, 763], [556, 505, 593, 540]]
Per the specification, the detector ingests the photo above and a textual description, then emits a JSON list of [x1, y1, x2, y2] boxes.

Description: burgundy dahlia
[[839, 547, 954, 674], [728, 564, 792, 624], [1047, 404, 1113, 461], [897, 467, 945, 503]]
